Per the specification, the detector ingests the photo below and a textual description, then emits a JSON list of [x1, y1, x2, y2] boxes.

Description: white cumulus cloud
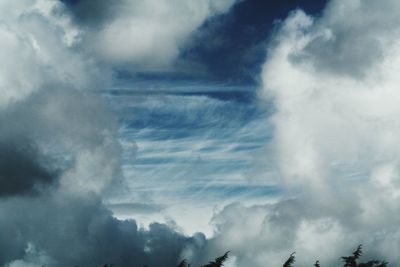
[[204, 1, 400, 266], [64, 0, 237, 70]]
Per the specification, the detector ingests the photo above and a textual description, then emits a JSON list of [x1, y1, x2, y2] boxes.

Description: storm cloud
[[0, 85, 209, 266], [0, 1, 213, 266], [0, 194, 206, 267], [0, 137, 57, 197]]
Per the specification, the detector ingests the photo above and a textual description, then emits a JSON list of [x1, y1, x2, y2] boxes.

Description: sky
[[2, 0, 400, 267]]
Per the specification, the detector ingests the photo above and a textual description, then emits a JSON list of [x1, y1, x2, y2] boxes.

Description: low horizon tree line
[[283, 245, 388, 267], [91, 244, 390, 267]]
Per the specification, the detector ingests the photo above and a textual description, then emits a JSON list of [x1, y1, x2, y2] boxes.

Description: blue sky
[[3, 1, 400, 267], [101, 79, 276, 234], [95, 0, 328, 234]]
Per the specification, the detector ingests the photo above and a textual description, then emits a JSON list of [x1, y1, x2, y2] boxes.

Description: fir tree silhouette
[[177, 259, 188, 267], [342, 244, 363, 267], [279, 245, 388, 267], [341, 245, 388, 267], [201, 251, 230, 267], [283, 252, 296, 267]]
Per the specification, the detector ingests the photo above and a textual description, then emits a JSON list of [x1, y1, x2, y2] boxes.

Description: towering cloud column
[[204, 1, 400, 266]]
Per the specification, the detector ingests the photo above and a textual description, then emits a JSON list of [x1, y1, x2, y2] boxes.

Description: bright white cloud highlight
[[0, 0, 105, 108], [66, 0, 237, 69]]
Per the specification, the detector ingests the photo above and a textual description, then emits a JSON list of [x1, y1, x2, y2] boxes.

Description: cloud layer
[[4, 0, 400, 267]]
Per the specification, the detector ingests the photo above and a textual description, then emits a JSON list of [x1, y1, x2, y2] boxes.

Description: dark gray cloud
[[0, 88, 207, 267], [0, 195, 203, 267], [58, 0, 125, 28], [0, 137, 57, 197]]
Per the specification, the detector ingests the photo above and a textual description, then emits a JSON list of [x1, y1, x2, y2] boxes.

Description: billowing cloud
[[0, 1, 220, 266], [0, 0, 237, 108], [0, 194, 206, 267], [61, 0, 238, 70], [0, 0, 108, 108], [0, 69, 206, 267], [201, 0, 400, 266]]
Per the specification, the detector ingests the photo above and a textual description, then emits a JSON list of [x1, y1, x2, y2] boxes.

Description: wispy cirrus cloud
[[102, 81, 275, 235]]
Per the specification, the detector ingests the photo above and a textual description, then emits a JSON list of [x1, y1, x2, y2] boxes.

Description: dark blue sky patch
[[59, 0, 79, 5], [179, 0, 328, 84], [61, 0, 327, 84]]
